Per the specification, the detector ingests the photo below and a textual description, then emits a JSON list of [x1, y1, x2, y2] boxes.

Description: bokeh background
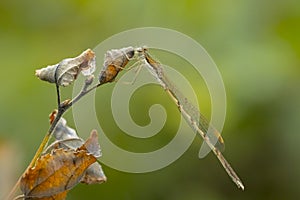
[[1, 0, 300, 199]]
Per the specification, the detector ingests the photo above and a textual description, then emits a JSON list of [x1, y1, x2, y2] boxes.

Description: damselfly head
[[133, 46, 148, 58]]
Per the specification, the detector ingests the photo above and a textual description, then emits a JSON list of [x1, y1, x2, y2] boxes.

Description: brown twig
[[6, 75, 101, 200]]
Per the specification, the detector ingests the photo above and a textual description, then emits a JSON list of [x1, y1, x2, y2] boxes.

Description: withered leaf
[[35, 49, 96, 86], [98, 46, 135, 84], [45, 115, 107, 185], [24, 191, 68, 200], [80, 130, 102, 158], [80, 162, 107, 185], [78, 130, 107, 184], [52, 117, 80, 141], [45, 113, 84, 152], [20, 148, 96, 199]]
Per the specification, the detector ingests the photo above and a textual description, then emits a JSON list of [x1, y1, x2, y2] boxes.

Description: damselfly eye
[[142, 46, 148, 52]]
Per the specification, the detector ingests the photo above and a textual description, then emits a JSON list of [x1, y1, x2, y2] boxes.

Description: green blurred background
[[1, 0, 300, 199]]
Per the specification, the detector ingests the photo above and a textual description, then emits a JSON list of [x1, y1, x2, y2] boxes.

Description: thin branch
[[67, 77, 101, 108], [5, 108, 65, 200], [12, 194, 24, 200], [44, 138, 84, 153], [54, 64, 61, 107], [56, 84, 61, 108], [7, 76, 101, 200]]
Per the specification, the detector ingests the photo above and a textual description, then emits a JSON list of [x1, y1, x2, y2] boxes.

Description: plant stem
[[55, 64, 61, 108], [12, 195, 24, 200], [6, 77, 101, 200], [69, 82, 101, 107], [5, 108, 65, 200]]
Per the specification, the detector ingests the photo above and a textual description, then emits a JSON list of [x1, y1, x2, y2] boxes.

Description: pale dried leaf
[[98, 46, 135, 84], [81, 130, 101, 158], [80, 162, 107, 185], [52, 118, 79, 141], [35, 49, 96, 86]]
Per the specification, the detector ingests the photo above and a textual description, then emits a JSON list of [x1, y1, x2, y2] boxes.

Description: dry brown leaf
[[24, 191, 68, 200], [35, 49, 95, 86], [75, 130, 107, 184], [46, 112, 107, 186], [98, 46, 135, 84], [44, 121, 107, 185], [20, 148, 96, 199]]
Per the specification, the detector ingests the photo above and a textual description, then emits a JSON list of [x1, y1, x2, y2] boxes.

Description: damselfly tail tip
[[236, 180, 245, 191]]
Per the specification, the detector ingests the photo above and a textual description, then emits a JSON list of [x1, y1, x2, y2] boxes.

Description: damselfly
[[98, 46, 244, 190]]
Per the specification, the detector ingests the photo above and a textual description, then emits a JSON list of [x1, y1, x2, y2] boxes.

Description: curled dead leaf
[[20, 148, 96, 199], [98, 46, 135, 84], [45, 115, 107, 185], [80, 130, 102, 158], [21, 119, 106, 199], [80, 162, 107, 184], [35, 49, 96, 86], [22, 191, 68, 200], [52, 117, 79, 141]]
